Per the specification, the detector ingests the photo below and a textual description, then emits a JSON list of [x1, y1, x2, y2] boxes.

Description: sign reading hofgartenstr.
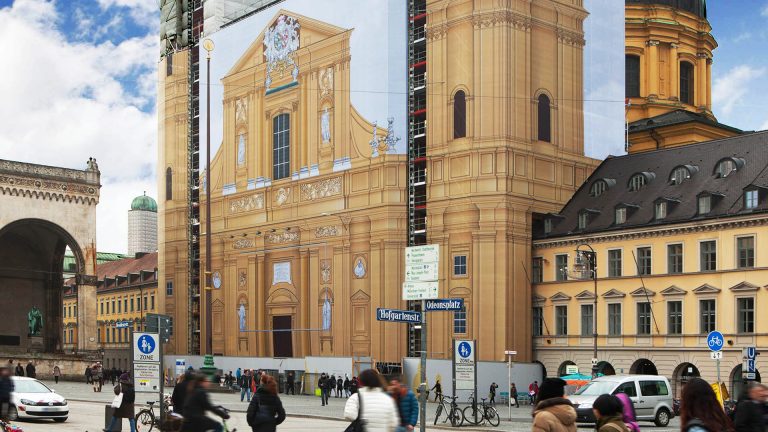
[[403, 245, 439, 300], [376, 308, 422, 323], [454, 339, 476, 390], [425, 298, 464, 311]]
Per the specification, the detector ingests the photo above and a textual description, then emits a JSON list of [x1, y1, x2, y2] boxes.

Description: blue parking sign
[[707, 331, 724, 352]]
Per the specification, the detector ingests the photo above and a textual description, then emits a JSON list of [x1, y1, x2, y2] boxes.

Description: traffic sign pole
[[707, 331, 724, 385], [419, 299, 427, 432]]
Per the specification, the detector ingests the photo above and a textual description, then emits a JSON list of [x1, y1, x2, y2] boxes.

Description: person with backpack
[[680, 377, 734, 432], [592, 394, 629, 432], [246, 374, 286, 432]]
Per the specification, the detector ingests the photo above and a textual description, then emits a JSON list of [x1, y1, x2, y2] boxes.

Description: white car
[[8, 377, 68, 422]]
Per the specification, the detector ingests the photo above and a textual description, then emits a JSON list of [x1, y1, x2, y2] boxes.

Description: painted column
[[647, 40, 660, 98], [706, 58, 712, 110], [697, 53, 708, 108], [299, 248, 310, 357], [256, 253, 266, 354], [77, 244, 99, 351], [668, 43, 679, 100]]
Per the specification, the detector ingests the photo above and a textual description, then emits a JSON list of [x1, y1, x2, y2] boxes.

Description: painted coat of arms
[[263, 14, 300, 91]]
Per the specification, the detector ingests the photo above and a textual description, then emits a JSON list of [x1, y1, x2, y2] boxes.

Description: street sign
[[504, 350, 517, 356], [454, 340, 476, 390], [405, 262, 439, 282], [424, 298, 464, 311], [115, 321, 131, 329], [133, 362, 161, 393], [706, 331, 724, 352], [402, 281, 439, 300], [744, 372, 756, 380], [743, 346, 757, 360], [133, 332, 160, 362], [711, 351, 723, 360], [174, 359, 186, 377], [376, 308, 422, 323], [146, 313, 172, 343], [405, 244, 439, 265], [743, 359, 756, 373]]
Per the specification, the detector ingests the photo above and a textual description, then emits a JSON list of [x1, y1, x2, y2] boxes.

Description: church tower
[[625, 0, 742, 153]]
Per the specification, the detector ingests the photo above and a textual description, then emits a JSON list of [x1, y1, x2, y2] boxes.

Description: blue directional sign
[[376, 308, 421, 323], [425, 298, 464, 312], [707, 331, 724, 352], [115, 321, 130, 329]]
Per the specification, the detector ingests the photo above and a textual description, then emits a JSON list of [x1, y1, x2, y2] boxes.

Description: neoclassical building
[[158, 0, 599, 362]]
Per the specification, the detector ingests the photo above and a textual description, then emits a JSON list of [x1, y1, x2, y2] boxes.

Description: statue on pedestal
[[27, 306, 43, 336]]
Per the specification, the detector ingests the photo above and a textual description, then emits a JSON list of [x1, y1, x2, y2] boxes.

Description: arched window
[[670, 166, 690, 185], [625, 55, 640, 98], [453, 90, 466, 139], [537, 94, 551, 142], [680, 62, 695, 105], [629, 172, 654, 191], [273, 113, 290, 180], [165, 167, 172, 200], [591, 180, 607, 197]]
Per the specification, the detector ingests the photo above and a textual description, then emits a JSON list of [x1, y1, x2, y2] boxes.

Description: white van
[[568, 375, 674, 427]]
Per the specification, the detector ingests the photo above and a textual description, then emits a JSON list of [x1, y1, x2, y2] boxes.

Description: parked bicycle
[[462, 397, 500, 427], [135, 395, 174, 432], [433, 394, 463, 426]]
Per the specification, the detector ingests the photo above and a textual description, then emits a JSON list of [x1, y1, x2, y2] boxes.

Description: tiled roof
[[63, 252, 130, 273], [63, 252, 157, 289], [536, 131, 768, 238], [628, 109, 743, 135]]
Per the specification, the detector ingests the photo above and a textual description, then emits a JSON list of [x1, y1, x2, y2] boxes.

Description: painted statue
[[27, 306, 43, 336], [322, 293, 331, 331], [238, 304, 246, 332], [237, 134, 246, 166], [321, 108, 331, 143]]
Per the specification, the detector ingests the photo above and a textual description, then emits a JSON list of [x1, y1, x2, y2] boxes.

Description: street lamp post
[[571, 244, 598, 377], [202, 39, 215, 355]]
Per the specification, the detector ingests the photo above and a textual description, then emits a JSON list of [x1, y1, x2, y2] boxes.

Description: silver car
[[568, 375, 674, 427]]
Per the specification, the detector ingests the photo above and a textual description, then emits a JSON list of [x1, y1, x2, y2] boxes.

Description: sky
[[1, 0, 767, 253]]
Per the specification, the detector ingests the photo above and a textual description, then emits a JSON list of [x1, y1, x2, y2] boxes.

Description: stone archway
[[0, 159, 100, 353], [730, 364, 761, 399], [672, 363, 700, 398], [558, 360, 577, 377], [630, 358, 658, 375], [596, 361, 616, 376]]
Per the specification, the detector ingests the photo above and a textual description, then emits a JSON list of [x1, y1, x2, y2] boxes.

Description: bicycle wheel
[[135, 409, 155, 432], [485, 406, 500, 427], [462, 405, 480, 425], [450, 407, 463, 427], [434, 404, 443, 425]]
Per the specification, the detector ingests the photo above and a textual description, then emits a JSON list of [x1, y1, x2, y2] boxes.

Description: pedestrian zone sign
[[454, 339, 475, 390], [133, 332, 160, 362]]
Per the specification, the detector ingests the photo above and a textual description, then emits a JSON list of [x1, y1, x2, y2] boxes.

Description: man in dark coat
[[25, 362, 35, 378], [172, 372, 194, 415], [286, 371, 295, 395], [247, 375, 286, 432], [104, 373, 136, 432], [318, 373, 328, 406], [182, 375, 229, 432], [734, 382, 768, 432], [0, 366, 14, 420], [14, 364, 24, 377]]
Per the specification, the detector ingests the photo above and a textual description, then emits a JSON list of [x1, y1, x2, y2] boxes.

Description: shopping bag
[[111, 392, 124, 408]]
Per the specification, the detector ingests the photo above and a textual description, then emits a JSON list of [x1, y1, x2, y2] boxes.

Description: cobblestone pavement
[[14, 380, 680, 432]]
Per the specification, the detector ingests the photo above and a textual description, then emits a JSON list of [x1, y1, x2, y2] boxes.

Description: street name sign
[[115, 321, 130, 329], [402, 281, 439, 300], [425, 298, 464, 311], [454, 340, 476, 390], [706, 331, 724, 352], [376, 308, 422, 323]]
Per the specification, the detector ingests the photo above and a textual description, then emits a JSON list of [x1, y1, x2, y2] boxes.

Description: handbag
[[344, 391, 365, 432], [111, 391, 124, 409]]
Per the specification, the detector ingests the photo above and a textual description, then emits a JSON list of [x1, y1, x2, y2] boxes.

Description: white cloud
[[97, 0, 157, 28], [762, 3, 768, 17], [733, 31, 752, 43], [712, 65, 766, 117], [0, 0, 158, 253]]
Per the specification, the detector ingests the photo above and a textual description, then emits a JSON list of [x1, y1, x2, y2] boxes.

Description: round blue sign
[[458, 341, 472, 359], [137, 335, 156, 354], [706, 331, 724, 352]]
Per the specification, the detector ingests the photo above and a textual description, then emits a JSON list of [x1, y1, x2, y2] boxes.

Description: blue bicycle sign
[[458, 341, 472, 358], [706, 331, 724, 352]]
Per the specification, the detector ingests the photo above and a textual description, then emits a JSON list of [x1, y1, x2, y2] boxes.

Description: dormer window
[[578, 212, 588, 229], [670, 165, 697, 185], [591, 181, 606, 197], [715, 157, 744, 178], [745, 189, 759, 209], [655, 201, 667, 220], [544, 218, 553, 234], [698, 195, 711, 214], [615, 207, 627, 225], [628, 172, 654, 191]]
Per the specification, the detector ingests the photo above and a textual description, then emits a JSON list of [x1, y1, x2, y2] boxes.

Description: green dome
[[131, 193, 157, 212]]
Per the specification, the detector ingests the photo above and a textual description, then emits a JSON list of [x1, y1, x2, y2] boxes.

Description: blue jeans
[[106, 416, 136, 432], [240, 386, 251, 402]]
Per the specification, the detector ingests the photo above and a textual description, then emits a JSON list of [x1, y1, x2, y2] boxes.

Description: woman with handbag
[[246, 374, 286, 432], [344, 369, 399, 432], [104, 373, 136, 432]]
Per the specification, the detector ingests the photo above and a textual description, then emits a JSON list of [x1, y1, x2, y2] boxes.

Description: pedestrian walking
[[337, 376, 343, 398], [389, 379, 418, 432], [25, 361, 35, 378], [14, 363, 23, 377], [104, 373, 136, 432], [510, 383, 519, 408], [330, 375, 337, 398], [182, 374, 230, 432], [614, 392, 640, 432], [85, 365, 93, 384], [236, 367, 242, 383], [172, 371, 194, 415], [53, 365, 61, 384], [344, 369, 399, 431], [489, 382, 499, 405], [529, 380, 540, 402], [343, 376, 351, 398], [240, 369, 252, 402], [246, 374, 286, 432], [0, 366, 13, 421], [592, 394, 629, 432], [531, 378, 576, 432], [286, 371, 295, 395], [680, 377, 734, 432], [318, 373, 329, 406], [350, 376, 359, 395], [734, 382, 767, 432], [431, 379, 442, 402]]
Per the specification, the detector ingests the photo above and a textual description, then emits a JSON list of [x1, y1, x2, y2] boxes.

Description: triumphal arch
[[0, 159, 100, 353]]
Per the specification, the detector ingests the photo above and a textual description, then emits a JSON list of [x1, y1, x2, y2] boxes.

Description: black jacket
[[247, 387, 286, 432], [0, 376, 13, 402], [734, 398, 765, 432], [171, 375, 193, 415], [25, 363, 35, 378], [182, 388, 228, 432]]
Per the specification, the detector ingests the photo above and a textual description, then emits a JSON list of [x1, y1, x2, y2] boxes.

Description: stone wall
[[4, 352, 101, 381]]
